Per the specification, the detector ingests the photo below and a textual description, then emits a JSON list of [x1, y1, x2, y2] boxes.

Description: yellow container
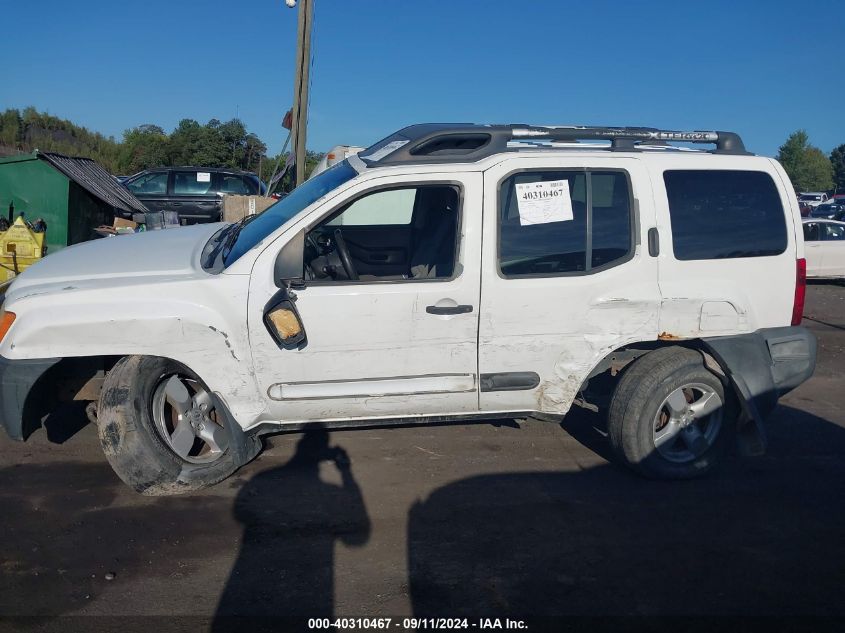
[[0, 216, 46, 282]]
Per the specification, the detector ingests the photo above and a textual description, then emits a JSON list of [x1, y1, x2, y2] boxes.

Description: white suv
[[0, 124, 816, 494]]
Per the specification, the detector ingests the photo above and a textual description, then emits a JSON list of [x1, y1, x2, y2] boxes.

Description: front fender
[[0, 276, 267, 428]]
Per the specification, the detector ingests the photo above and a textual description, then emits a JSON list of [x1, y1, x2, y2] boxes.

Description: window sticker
[[515, 179, 573, 225], [362, 139, 409, 162], [197, 172, 211, 182]]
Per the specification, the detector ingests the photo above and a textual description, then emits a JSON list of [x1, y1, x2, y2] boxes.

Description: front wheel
[[97, 356, 250, 495], [607, 347, 734, 479]]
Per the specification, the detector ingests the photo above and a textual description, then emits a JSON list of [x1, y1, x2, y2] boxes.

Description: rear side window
[[824, 223, 845, 240], [498, 170, 632, 276], [219, 174, 253, 195], [664, 170, 787, 260], [173, 171, 214, 195]]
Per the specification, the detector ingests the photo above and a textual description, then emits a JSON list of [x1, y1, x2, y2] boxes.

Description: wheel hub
[[152, 375, 229, 464], [186, 407, 205, 429], [652, 383, 723, 464]]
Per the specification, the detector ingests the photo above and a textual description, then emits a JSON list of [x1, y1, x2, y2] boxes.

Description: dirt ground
[[1, 283, 843, 630]]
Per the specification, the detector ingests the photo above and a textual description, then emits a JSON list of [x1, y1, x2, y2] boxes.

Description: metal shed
[[0, 151, 147, 254]]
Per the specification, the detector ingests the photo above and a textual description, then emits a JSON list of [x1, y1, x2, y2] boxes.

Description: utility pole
[[290, 0, 313, 187]]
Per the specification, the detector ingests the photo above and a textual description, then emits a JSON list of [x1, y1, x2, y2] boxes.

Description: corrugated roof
[[36, 151, 148, 215]]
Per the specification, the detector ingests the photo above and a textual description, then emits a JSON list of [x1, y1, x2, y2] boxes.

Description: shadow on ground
[[408, 405, 845, 617], [1, 406, 844, 623], [214, 430, 370, 622]]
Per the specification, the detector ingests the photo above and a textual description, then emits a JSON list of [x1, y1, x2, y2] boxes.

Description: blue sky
[[1, 0, 843, 158]]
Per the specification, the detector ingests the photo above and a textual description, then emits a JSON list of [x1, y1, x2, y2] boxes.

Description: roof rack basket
[[360, 124, 751, 166]]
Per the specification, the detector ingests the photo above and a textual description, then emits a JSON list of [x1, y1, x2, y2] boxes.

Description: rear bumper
[[0, 356, 61, 441], [703, 326, 816, 424]]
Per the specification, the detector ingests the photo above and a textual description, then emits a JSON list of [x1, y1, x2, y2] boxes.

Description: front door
[[248, 172, 482, 424], [478, 156, 660, 415]]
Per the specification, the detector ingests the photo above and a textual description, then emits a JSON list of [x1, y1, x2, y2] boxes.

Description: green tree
[[118, 124, 170, 173], [0, 106, 284, 179], [168, 119, 205, 166], [830, 144, 845, 192], [777, 130, 834, 192]]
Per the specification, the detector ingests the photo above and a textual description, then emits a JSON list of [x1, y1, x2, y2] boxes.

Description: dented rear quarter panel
[[648, 155, 800, 338]]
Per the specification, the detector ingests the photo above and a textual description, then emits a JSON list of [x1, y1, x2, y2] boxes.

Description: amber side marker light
[[0, 310, 16, 343]]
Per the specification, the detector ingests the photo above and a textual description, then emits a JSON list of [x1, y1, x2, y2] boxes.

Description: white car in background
[[802, 219, 845, 278], [799, 192, 829, 208]]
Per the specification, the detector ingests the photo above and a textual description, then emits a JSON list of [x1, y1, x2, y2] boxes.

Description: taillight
[[792, 258, 806, 326]]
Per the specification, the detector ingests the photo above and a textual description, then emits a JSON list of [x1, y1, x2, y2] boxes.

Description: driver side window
[[327, 189, 415, 226], [305, 184, 460, 283]]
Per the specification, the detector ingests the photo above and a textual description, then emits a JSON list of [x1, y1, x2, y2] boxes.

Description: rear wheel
[[97, 356, 247, 495], [608, 347, 733, 479]]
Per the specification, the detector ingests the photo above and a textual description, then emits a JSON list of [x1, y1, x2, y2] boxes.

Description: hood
[[5, 223, 225, 300]]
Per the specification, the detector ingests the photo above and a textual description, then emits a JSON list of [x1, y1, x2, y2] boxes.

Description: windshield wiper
[[221, 215, 256, 260], [203, 216, 255, 271]]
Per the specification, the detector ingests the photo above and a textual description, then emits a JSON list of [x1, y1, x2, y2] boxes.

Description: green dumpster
[[0, 151, 148, 254]]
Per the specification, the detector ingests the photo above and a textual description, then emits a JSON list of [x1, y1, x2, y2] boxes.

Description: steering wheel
[[332, 229, 359, 281]]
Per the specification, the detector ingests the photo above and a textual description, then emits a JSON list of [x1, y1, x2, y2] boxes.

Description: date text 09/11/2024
[[307, 617, 528, 630]]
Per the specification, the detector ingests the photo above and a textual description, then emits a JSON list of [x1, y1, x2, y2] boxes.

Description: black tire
[[607, 346, 733, 479], [97, 355, 250, 495]]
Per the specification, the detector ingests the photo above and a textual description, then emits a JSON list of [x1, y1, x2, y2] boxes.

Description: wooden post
[[291, 0, 313, 187]]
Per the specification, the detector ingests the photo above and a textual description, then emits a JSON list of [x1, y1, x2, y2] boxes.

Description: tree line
[[777, 130, 845, 193], [4, 107, 841, 194], [0, 107, 321, 185]]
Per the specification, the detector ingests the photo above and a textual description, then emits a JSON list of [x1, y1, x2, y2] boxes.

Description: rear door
[[819, 222, 845, 277], [479, 155, 660, 415], [171, 170, 221, 223]]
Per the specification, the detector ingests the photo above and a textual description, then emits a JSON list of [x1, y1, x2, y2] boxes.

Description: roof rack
[[358, 123, 751, 166]]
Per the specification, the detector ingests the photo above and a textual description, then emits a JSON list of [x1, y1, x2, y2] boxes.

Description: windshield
[[223, 160, 358, 267], [800, 194, 822, 201]]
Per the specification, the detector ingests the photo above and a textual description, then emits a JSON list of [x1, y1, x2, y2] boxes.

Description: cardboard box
[[113, 217, 138, 230], [222, 195, 276, 223]]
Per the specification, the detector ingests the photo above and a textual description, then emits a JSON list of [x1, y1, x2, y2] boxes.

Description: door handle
[[648, 227, 660, 256], [171, 202, 182, 207], [426, 304, 473, 315]]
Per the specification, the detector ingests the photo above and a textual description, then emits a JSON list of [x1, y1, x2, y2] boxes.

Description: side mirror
[[263, 288, 307, 350], [274, 229, 305, 287]]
